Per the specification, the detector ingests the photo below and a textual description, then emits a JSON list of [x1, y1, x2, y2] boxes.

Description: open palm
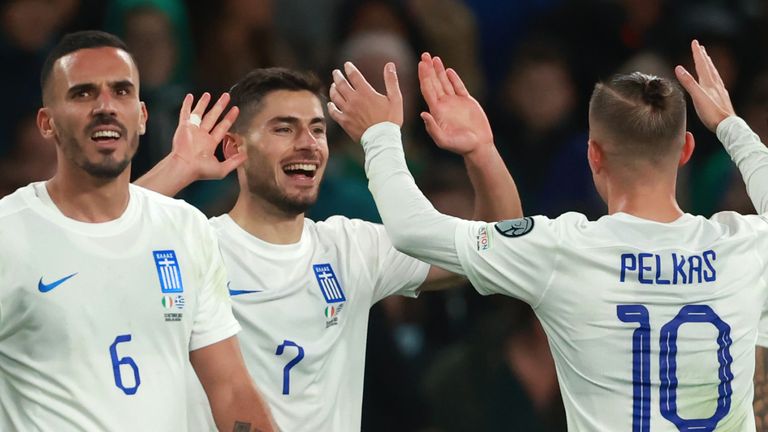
[[419, 53, 493, 156]]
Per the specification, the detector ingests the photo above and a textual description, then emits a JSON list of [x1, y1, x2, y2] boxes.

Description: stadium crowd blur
[[1, 0, 765, 430]]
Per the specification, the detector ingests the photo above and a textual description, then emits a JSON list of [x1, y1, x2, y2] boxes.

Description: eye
[[312, 127, 326, 136], [74, 90, 91, 98], [275, 126, 292, 134]]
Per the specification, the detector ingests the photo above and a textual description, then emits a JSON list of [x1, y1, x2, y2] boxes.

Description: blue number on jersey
[[276, 340, 305, 395], [109, 334, 141, 395], [617, 305, 733, 431]]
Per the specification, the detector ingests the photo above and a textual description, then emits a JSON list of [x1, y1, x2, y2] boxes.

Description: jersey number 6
[[617, 304, 733, 432], [109, 334, 141, 395]]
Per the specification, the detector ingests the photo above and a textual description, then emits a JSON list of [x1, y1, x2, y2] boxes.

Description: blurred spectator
[[0, 0, 80, 152], [423, 298, 566, 432], [493, 40, 602, 219], [0, 111, 57, 197], [189, 0, 296, 93]]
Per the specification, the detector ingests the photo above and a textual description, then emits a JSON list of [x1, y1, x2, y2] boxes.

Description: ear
[[37, 107, 56, 139], [678, 131, 695, 166], [222, 133, 243, 160], [587, 138, 604, 174], [139, 101, 148, 135]]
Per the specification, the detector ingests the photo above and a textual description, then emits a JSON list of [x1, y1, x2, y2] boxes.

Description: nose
[[294, 127, 319, 150], [92, 89, 117, 116]]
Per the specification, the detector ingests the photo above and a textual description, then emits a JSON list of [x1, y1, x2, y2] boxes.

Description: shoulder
[[0, 184, 33, 220], [312, 215, 383, 237], [710, 210, 768, 234], [130, 184, 209, 224]]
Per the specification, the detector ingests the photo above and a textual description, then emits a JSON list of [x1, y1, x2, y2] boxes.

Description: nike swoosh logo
[[38, 273, 78, 293], [227, 281, 263, 296]]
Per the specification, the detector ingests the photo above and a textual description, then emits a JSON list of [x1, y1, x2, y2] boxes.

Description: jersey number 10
[[617, 304, 733, 432]]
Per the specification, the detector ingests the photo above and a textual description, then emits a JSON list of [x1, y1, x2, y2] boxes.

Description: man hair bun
[[642, 78, 669, 109]]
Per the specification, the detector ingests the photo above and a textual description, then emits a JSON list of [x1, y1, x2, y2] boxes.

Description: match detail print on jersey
[[494, 217, 535, 238], [313, 263, 346, 303]]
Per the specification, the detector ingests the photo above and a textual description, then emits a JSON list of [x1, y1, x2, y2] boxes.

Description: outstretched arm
[[418, 53, 521, 221], [135, 93, 245, 197], [328, 61, 464, 274], [676, 39, 768, 213]]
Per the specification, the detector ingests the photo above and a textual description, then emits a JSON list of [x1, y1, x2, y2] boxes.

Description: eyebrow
[[66, 80, 135, 97], [269, 116, 326, 126]]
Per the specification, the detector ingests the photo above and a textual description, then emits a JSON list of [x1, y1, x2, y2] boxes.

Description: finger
[[446, 68, 469, 97], [701, 45, 725, 88], [332, 68, 356, 100], [383, 62, 403, 104], [692, 40, 715, 88], [344, 61, 378, 95], [327, 101, 346, 125], [191, 92, 212, 117], [210, 106, 239, 145], [419, 54, 439, 106], [675, 65, 710, 103], [179, 94, 193, 124], [421, 112, 447, 145], [218, 152, 247, 177], [433, 57, 455, 96], [201, 93, 231, 132], [329, 83, 348, 110]]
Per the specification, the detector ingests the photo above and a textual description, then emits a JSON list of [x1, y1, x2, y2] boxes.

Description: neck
[[46, 164, 131, 223], [228, 191, 305, 244], [605, 174, 683, 222]]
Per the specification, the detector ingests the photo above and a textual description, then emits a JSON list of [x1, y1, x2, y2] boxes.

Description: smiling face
[[38, 46, 147, 179], [236, 89, 328, 215]]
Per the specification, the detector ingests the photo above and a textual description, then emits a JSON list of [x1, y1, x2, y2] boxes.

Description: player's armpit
[[190, 336, 277, 432], [420, 265, 466, 291], [755, 346, 768, 430]]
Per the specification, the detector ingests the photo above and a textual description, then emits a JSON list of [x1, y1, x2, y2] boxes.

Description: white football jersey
[[0, 183, 240, 431], [456, 211, 768, 431], [187, 214, 429, 432]]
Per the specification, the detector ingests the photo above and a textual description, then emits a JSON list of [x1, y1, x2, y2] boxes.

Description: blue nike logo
[[38, 273, 78, 293], [227, 281, 263, 296]]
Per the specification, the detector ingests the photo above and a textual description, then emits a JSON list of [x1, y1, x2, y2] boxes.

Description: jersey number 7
[[617, 304, 733, 431]]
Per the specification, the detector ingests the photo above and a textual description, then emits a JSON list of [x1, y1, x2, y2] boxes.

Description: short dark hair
[[40, 31, 131, 97], [589, 72, 686, 162], [229, 68, 325, 133]]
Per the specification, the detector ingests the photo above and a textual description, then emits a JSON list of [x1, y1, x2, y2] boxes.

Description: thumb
[[421, 112, 447, 146]]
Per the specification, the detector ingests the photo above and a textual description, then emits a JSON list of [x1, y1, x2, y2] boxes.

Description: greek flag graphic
[[313, 263, 345, 303], [153, 250, 184, 293]]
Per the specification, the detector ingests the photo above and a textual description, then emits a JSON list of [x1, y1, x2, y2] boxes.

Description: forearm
[[134, 154, 197, 197], [755, 346, 768, 429], [464, 143, 522, 221], [209, 382, 276, 432], [717, 116, 768, 213], [362, 122, 464, 273]]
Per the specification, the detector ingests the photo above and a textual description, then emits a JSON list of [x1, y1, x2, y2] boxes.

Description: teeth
[[92, 130, 121, 139], [284, 163, 317, 172]]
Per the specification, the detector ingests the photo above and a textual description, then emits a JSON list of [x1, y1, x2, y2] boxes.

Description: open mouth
[[283, 162, 318, 180], [90, 130, 122, 143]]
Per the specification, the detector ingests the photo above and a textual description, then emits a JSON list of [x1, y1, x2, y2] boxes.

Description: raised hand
[[675, 39, 736, 132], [171, 92, 245, 180], [327, 61, 403, 143], [419, 53, 493, 156]]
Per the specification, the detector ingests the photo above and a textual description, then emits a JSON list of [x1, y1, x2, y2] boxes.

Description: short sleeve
[[454, 216, 561, 306], [189, 217, 241, 351], [348, 220, 429, 304]]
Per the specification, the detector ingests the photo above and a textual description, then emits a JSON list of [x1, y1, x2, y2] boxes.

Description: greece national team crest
[[153, 250, 184, 293], [495, 217, 535, 238], [313, 263, 346, 303]]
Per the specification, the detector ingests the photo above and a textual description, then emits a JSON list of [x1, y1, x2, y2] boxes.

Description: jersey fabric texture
[[187, 214, 429, 432], [361, 121, 768, 431], [0, 182, 240, 431]]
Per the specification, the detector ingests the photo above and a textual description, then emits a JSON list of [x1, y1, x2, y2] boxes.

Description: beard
[[246, 174, 319, 216], [58, 116, 138, 179]]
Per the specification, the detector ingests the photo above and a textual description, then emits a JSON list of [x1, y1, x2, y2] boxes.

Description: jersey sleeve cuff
[[189, 320, 242, 352]]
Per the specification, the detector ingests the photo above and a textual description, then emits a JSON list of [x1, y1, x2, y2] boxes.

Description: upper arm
[[455, 216, 560, 305], [756, 346, 768, 428]]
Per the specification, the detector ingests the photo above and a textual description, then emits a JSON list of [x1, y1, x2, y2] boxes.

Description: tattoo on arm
[[755, 347, 768, 429], [233, 421, 251, 432]]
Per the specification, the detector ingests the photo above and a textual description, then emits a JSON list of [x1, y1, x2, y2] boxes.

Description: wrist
[[166, 152, 201, 184], [463, 141, 497, 164]]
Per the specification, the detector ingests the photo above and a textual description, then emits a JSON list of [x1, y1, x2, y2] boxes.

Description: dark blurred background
[[2, 0, 766, 430]]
